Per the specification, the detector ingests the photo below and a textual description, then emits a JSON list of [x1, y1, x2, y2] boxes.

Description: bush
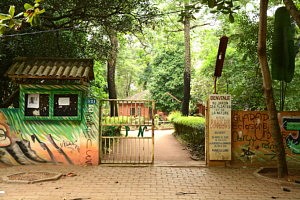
[[102, 116, 146, 125], [167, 111, 182, 122], [172, 116, 205, 145], [101, 126, 122, 136], [168, 112, 206, 159]]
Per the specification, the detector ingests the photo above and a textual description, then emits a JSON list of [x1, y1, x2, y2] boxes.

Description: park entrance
[[99, 99, 155, 164]]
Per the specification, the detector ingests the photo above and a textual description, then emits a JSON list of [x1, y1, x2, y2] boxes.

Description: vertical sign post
[[208, 94, 231, 161]]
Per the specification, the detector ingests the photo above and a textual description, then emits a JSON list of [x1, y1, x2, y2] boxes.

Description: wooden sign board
[[208, 94, 231, 160]]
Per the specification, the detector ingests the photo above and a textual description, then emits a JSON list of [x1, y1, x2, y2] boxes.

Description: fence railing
[[101, 136, 153, 164], [99, 99, 155, 164]]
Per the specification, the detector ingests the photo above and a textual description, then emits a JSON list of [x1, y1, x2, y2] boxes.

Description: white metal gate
[[99, 99, 155, 164]]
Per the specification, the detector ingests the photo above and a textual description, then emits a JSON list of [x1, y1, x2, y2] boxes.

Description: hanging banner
[[208, 94, 231, 160]]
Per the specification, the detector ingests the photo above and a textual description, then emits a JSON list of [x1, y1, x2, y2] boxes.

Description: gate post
[[151, 100, 155, 164]]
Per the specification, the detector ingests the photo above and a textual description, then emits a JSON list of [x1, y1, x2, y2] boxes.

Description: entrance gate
[[99, 99, 155, 164]]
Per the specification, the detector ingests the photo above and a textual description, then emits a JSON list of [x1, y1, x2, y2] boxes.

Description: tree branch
[[167, 23, 210, 32], [283, 0, 300, 28]]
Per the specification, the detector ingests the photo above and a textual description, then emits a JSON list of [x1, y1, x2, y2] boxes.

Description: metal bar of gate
[[99, 99, 155, 164], [101, 136, 153, 163]]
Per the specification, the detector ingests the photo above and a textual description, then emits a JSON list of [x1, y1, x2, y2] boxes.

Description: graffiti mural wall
[[0, 86, 99, 166], [232, 111, 300, 165]]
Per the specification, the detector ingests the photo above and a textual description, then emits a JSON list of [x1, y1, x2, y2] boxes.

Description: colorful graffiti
[[0, 112, 45, 165], [281, 115, 300, 154], [0, 85, 99, 166], [232, 111, 300, 165], [286, 134, 300, 154]]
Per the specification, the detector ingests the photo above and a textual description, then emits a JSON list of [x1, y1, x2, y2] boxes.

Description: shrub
[[167, 111, 182, 122], [101, 126, 122, 136], [102, 116, 146, 125], [168, 113, 206, 159], [172, 116, 205, 145]]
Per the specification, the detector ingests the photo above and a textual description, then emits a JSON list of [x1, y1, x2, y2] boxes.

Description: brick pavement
[[0, 164, 299, 200]]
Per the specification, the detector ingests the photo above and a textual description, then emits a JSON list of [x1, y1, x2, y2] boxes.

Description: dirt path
[[154, 129, 205, 166]]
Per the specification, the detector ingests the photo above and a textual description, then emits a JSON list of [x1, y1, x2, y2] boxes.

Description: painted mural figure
[[282, 117, 300, 154], [0, 112, 77, 165], [286, 132, 300, 154], [0, 113, 47, 165]]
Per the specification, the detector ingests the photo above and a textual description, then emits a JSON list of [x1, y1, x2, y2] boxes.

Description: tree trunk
[[181, 2, 191, 116], [283, 0, 300, 27], [107, 29, 118, 116], [258, 0, 288, 178], [125, 74, 132, 97]]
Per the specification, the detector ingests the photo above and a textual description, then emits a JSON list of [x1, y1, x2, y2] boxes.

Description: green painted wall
[[0, 84, 99, 166]]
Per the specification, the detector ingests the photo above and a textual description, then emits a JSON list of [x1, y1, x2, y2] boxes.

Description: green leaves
[[24, 3, 34, 10], [23, 1, 45, 26], [24, 7, 45, 26], [0, 0, 45, 35], [8, 5, 15, 17], [203, 0, 239, 23], [208, 0, 216, 8], [0, 13, 12, 21], [0, 6, 15, 35]]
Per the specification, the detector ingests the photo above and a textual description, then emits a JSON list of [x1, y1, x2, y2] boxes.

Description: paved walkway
[[0, 130, 299, 199], [0, 164, 300, 200]]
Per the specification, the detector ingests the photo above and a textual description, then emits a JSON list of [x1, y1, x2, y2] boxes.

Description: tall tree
[[258, 0, 288, 178], [106, 29, 119, 116], [0, 0, 158, 108], [181, 1, 192, 116], [148, 40, 185, 113]]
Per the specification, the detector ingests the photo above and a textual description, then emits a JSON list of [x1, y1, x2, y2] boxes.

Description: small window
[[54, 94, 78, 116], [25, 94, 49, 117], [22, 90, 82, 121], [130, 107, 135, 116], [137, 107, 141, 116]]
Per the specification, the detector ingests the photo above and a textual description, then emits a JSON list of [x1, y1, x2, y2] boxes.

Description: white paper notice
[[58, 97, 70, 106], [27, 94, 39, 108]]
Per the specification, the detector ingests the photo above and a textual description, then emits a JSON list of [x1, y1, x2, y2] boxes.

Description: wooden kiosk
[[0, 57, 99, 166]]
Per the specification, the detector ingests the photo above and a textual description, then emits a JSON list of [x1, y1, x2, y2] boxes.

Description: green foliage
[[102, 116, 146, 125], [23, 0, 45, 26], [172, 115, 205, 129], [271, 6, 296, 83], [0, 0, 44, 35], [101, 126, 122, 136], [0, 20, 90, 107], [167, 111, 182, 122], [169, 113, 205, 147], [115, 35, 149, 98], [191, 11, 267, 110], [273, 58, 300, 110], [90, 61, 107, 99], [0, 5, 22, 35], [148, 43, 185, 113], [38, 0, 158, 33], [202, 0, 241, 23]]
